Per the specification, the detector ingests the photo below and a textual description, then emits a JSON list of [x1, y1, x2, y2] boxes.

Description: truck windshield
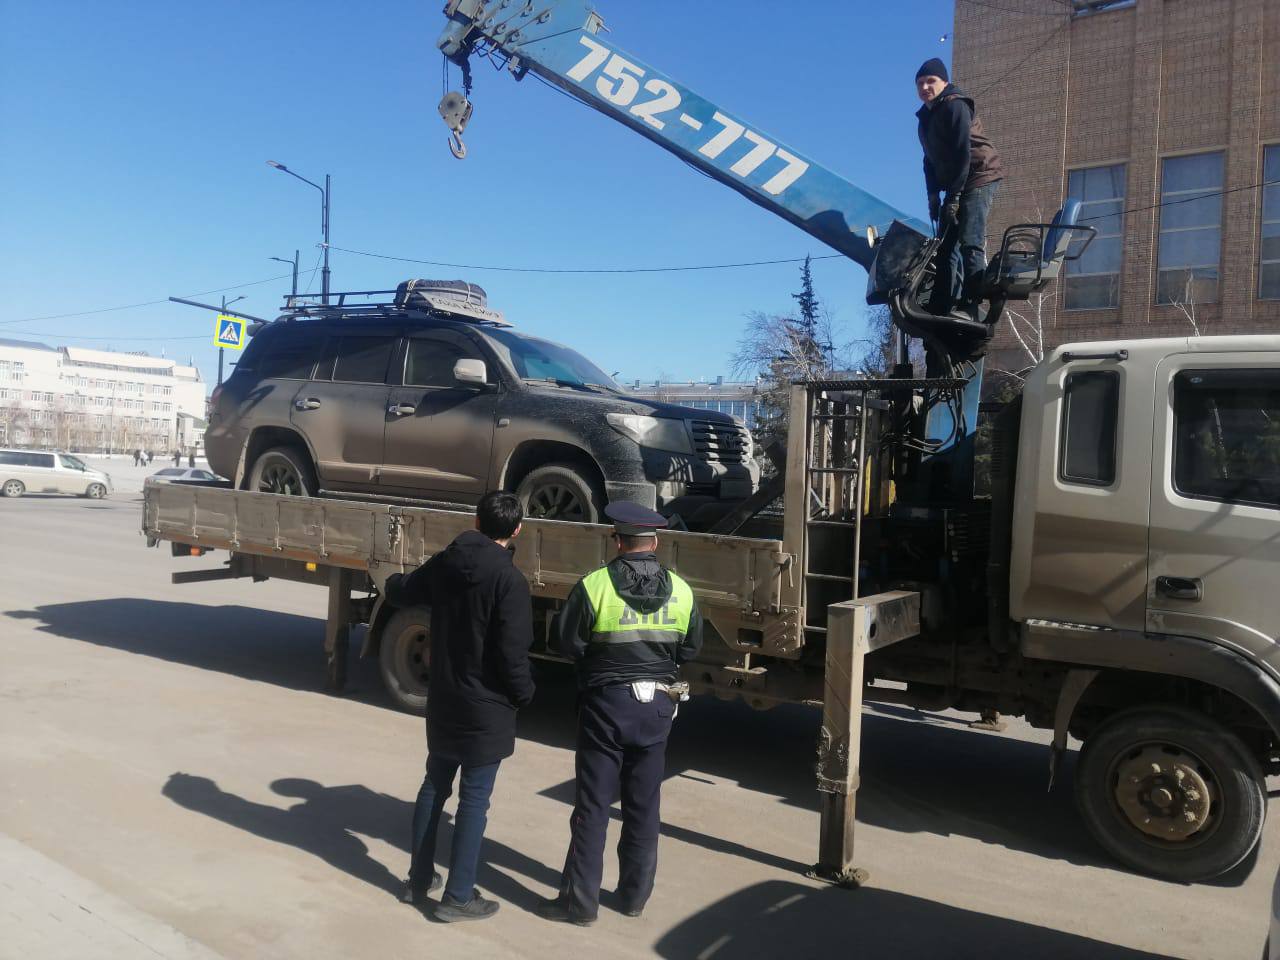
[[482, 328, 619, 391]]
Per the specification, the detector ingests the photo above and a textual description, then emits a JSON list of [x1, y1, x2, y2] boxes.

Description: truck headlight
[[607, 413, 693, 454]]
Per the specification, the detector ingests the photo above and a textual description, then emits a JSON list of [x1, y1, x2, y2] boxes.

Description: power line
[[1080, 177, 1280, 224], [975, 19, 1072, 100], [330, 244, 843, 274], [0, 331, 208, 343], [957, 0, 1070, 18], [0, 272, 296, 327]]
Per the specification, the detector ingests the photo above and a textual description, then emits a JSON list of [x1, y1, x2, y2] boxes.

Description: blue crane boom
[[436, 0, 928, 271]]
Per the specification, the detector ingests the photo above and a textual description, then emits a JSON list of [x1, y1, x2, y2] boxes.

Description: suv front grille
[[691, 420, 750, 464]]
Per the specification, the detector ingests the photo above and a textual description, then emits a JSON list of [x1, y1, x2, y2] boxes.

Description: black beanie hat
[[916, 58, 949, 82]]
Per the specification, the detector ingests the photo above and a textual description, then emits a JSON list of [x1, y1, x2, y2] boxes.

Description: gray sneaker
[[435, 890, 500, 923]]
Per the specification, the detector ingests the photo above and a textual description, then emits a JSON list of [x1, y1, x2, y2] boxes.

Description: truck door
[[381, 329, 498, 503], [1148, 355, 1280, 662], [291, 329, 399, 493]]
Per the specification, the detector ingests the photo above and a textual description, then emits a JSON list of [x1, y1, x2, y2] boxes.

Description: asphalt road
[[1, 487, 1276, 959]]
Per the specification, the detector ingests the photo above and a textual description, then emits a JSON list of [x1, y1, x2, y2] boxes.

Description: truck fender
[[1036, 626, 1280, 781]]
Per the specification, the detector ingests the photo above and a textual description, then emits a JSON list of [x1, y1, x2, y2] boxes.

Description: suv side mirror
[[454, 358, 489, 387]]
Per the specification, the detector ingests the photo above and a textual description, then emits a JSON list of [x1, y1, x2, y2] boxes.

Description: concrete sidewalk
[[1, 834, 225, 960]]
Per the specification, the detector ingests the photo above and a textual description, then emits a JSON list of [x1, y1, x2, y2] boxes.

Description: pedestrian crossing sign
[[214, 315, 246, 350]]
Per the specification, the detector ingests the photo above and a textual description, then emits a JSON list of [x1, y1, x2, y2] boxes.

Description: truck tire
[[1075, 705, 1265, 882], [2, 479, 24, 498], [248, 446, 317, 497], [379, 606, 431, 716], [516, 463, 604, 524]]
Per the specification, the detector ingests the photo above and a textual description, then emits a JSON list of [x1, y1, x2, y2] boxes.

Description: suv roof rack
[[276, 280, 510, 328]]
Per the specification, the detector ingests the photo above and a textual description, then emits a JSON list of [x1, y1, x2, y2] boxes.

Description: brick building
[[952, 0, 1279, 375]]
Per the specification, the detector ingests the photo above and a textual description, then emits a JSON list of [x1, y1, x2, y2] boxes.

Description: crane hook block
[[438, 90, 474, 160]]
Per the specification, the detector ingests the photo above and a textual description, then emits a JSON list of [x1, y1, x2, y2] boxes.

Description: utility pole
[[267, 161, 331, 303], [270, 251, 300, 300]]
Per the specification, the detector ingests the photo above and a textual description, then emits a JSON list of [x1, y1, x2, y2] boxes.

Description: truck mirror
[[454, 358, 488, 386]]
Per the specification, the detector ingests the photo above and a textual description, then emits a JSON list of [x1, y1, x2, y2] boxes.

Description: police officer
[[536, 502, 702, 925]]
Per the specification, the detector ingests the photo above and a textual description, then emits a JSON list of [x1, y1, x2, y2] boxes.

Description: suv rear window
[[239, 327, 324, 380], [0, 451, 55, 468], [327, 336, 396, 384]]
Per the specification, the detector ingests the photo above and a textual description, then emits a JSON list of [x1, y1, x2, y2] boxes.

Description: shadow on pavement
[[651, 881, 1180, 960], [160, 773, 559, 912], [16, 598, 1125, 878]]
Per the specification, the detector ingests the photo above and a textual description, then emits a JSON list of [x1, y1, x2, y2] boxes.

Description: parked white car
[[0, 449, 112, 499], [144, 467, 220, 487]]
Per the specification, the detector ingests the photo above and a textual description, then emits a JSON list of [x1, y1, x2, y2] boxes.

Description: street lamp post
[[266, 161, 330, 303], [218, 294, 247, 388], [270, 251, 300, 299]]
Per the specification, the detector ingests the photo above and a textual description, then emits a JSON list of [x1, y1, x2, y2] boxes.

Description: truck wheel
[[1075, 706, 1265, 882], [85, 483, 108, 499], [379, 606, 431, 716], [516, 463, 603, 524], [2, 480, 24, 498], [248, 446, 317, 497]]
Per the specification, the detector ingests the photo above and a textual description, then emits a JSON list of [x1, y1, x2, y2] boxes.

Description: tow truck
[[144, 1, 1280, 885]]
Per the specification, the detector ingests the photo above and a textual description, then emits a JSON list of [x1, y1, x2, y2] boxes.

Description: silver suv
[[204, 281, 758, 527]]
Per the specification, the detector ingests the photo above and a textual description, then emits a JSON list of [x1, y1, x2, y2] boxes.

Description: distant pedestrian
[[188, 449, 195, 469], [915, 57, 1004, 316], [173, 450, 181, 467], [133, 448, 141, 467], [385, 490, 535, 922], [537, 502, 702, 926]]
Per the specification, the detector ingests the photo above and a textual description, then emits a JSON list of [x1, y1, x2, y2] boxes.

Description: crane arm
[[437, 0, 927, 270]]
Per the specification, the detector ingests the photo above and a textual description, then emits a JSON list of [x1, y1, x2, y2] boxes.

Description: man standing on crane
[[916, 58, 1005, 316]]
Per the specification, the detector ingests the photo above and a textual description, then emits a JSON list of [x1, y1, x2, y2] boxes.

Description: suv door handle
[[294, 398, 321, 411], [388, 404, 417, 417], [1156, 576, 1203, 602]]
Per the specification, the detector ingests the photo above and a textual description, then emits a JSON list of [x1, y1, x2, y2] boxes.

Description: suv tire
[[85, 483, 108, 499], [1075, 705, 1265, 882], [379, 605, 431, 716], [2, 479, 24, 498], [248, 445, 317, 497], [516, 463, 604, 524]]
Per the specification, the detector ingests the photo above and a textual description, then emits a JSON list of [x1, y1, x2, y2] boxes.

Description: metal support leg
[[325, 567, 352, 693], [808, 600, 870, 888]]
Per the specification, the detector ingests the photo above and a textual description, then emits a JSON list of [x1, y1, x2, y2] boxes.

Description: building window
[[1059, 371, 1119, 486], [1157, 152, 1224, 305], [1174, 369, 1280, 510], [1064, 165, 1125, 310], [1262, 146, 1280, 301]]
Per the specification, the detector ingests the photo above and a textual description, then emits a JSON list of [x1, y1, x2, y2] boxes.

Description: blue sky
[[0, 0, 954, 390]]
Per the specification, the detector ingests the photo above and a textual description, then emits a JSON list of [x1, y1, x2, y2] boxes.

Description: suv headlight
[[607, 413, 693, 454]]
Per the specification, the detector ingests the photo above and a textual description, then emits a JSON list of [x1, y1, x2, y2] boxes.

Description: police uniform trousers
[[560, 682, 675, 917]]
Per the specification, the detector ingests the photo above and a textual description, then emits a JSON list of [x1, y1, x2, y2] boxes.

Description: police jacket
[[385, 529, 536, 766], [554, 551, 703, 690], [916, 83, 1004, 200]]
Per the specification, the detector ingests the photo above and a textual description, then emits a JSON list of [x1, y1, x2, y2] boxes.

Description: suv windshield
[[481, 328, 619, 391], [61, 454, 88, 471]]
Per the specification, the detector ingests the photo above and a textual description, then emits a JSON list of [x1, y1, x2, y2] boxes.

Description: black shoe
[[435, 889, 500, 923], [398, 872, 443, 905], [603, 888, 644, 918], [535, 896, 596, 926], [620, 903, 644, 918]]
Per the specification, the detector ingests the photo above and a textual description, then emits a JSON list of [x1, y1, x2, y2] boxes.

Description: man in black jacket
[[387, 490, 535, 922], [537, 502, 702, 926], [916, 57, 1005, 315]]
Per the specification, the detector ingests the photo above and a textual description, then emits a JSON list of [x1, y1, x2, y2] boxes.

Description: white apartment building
[[0, 338, 205, 454]]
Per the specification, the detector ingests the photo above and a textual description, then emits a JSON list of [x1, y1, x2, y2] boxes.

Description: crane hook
[[438, 90, 474, 161]]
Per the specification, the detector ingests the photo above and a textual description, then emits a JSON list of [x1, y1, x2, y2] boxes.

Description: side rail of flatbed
[[142, 484, 807, 699]]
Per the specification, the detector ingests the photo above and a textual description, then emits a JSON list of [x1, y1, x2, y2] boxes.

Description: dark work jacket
[[386, 530, 535, 766], [554, 552, 703, 690], [917, 84, 1004, 199]]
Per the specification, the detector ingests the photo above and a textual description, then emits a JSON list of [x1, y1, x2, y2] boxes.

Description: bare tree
[[998, 290, 1050, 382], [1167, 273, 1203, 337]]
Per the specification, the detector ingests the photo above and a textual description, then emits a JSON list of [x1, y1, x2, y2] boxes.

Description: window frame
[[1156, 151, 1225, 305], [319, 332, 400, 386], [1058, 370, 1120, 487], [1261, 144, 1280, 301], [1064, 163, 1127, 311], [400, 330, 485, 389]]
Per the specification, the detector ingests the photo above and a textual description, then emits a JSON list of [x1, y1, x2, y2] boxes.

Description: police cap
[[604, 501, 668, 537]]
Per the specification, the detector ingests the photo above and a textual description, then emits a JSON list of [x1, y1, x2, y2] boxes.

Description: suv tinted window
[[243, 329, 325, 380], [1059, 371, 1118, 486], [1174, 369, 1280, 509], [405, 337, 470, 387], [0, 451, 18, 466], [328, 336, 396, 384]]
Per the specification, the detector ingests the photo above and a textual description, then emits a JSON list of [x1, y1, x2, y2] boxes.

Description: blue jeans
[[409, 754, 500, 903], [934, 180, 1000, 312]]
